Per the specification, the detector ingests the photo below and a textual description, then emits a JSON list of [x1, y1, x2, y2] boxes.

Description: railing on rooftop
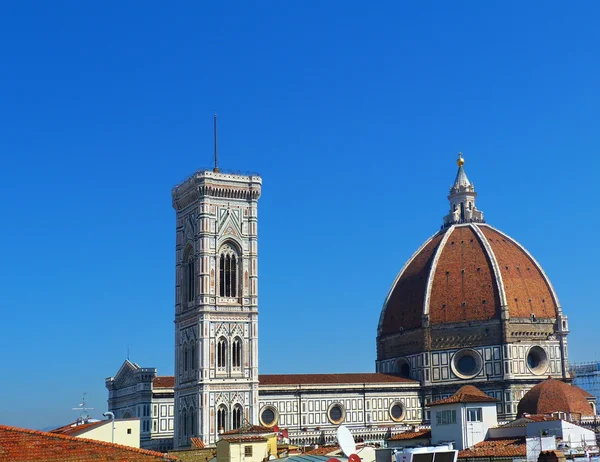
[[173, 168, 261, 191]]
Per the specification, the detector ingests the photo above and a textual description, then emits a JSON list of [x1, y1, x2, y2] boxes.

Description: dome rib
[[427, 225, 501, 324], [471, 224, 508, 309], [378, 231, 444, 336], [479, 225, 560, 318], [423, 225, 455, 318]]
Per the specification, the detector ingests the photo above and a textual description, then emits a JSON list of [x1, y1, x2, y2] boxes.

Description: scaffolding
[[570, 361, 600, 405]]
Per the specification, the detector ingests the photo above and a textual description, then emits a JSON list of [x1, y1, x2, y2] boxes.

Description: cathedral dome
[[378, 153, 561, 338], [378, 222, 560, 336], [517, 378, 595, 417]]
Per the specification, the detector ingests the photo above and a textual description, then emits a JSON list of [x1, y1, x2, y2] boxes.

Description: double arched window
[[232, 337, 242, 369], [219, 243, 239, 297], [217, 337, 227, 370]]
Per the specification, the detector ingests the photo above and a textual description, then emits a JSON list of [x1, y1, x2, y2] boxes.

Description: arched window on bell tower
[[217, 337, 227, 371], [219, 243, 239, 298], [232, 404, 243, 430], [217, 405, 228, 433], [232, 337, 242, 370], [183, 245, 195, 304]]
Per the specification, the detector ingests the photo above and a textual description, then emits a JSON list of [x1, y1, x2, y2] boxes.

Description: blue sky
[[1, 1, 599, 429]]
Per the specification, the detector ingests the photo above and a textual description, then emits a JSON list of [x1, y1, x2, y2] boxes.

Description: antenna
[[213, 113, 220, 173], [336, 425, 356, 458], [72, 392, 94, 424]]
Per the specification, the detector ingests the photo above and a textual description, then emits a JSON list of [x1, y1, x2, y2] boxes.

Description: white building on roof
[[429, 385, 498, 450]]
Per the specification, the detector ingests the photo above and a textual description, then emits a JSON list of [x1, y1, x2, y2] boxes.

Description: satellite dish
[[349, 454, 361, 462], [336, 425, 356, 458]]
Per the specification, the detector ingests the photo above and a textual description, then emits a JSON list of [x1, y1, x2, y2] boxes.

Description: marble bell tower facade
[[171, 169, 262, 447]]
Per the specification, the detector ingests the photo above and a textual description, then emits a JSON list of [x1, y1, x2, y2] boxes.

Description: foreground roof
[[222, 425, 274, 435], [429, 385, 498, 406], [0, 424, 175, 461], [153, 376, 175, 388], [49, 420, 107, 436], [389, 429, 431, 441], [458, 438, 526, 459], [259, 373, 417, 385]]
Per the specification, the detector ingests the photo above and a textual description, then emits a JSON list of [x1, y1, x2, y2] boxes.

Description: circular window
[[394, 358, 411, 379], [526, 346, 549, 375], [451, 349, 483, 379], [259, 406, 278, 427], [389, 401, 406, 422], [327, 403, 346, 424]]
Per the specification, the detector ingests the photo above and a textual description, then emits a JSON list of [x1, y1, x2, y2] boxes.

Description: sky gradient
[[1, 1, 599, 429]]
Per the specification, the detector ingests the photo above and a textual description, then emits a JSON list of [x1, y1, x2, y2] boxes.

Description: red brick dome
[[378, 223, 560, 336], [517, 378, 595, 417]]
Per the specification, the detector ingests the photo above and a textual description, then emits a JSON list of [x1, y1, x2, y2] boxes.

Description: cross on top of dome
[[443, 152, 484, 227]]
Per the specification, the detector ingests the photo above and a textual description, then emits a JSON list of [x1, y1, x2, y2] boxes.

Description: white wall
[[78, 419, 140, 448], [431, 402, 497, 450], [431, 404, 464, 449], [526, 420, 595, 448]]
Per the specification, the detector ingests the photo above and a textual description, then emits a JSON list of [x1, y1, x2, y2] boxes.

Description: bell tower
[[171, 169, 261, 447]]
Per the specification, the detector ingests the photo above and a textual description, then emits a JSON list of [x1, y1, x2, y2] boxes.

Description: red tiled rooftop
[[0, 424, 176, 461], [458, 438, 526, 459], [429, 385, 498, 406], [389, 429, 431, 441], [304, 445, 341, 455], [153, 376, 175, 388], [190, 436, 205, 448], [259, 373, 417, 385], [49, 420, 107, 436], [146, 373, 416, 387], [222, 425, 274, 435], [221, 435, 268, 443]]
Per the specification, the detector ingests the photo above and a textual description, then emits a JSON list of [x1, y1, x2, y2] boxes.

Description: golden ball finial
[[457, 152, 465, 167]]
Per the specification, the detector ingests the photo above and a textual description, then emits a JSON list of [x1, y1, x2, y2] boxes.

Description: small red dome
[[517, 378, 595, 417]]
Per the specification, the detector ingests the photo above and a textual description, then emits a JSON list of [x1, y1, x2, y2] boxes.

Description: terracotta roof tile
[[429, 226, 501, 324], [0, 424, 176, 461], [458, 438, 526, 459], [389, 429, 431, 441], [153, 376, 175, 388], [259, 373, 417, 385], [480, 226, 558, 319], [145, 373, 417, 388], [429, 385, 498, 406]]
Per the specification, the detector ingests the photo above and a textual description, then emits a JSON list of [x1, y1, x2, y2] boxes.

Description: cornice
[[172, 170, 262, 211]]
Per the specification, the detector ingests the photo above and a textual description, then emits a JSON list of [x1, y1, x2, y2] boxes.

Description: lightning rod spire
[[213, 113, 220, 173]]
